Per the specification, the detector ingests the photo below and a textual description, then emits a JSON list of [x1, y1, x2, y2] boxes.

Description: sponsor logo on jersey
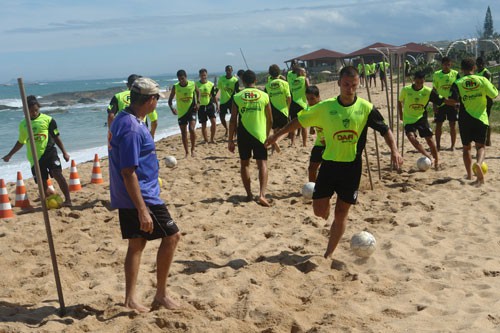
[[461, 78, 480, 91], [333, 130, 358, 143], [242, 91, 261, 102]]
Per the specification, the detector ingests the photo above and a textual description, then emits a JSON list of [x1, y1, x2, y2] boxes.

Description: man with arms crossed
[[109, 78, 181, 312], [217, 65, 239, 136], [196, 68, 217, 144], [266, 66, 403, 259]]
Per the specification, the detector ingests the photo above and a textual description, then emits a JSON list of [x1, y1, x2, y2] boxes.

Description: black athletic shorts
[[379, 71, 386, 80], [404, 114, 433, 138], [271, 104, 288, 129], [309, 145, 325, 163], [289, 100, 304, 120], [219, 100, 233, 116], [178, 105, 197, 126], [435, 104, 458, 122], [119, 204, 179, 240], [31, 145, 62, 182], [237, 125, 267, 161], [198, 103, 216, 123], [458, 110, 488, 146], [312, 159, 362, 204]]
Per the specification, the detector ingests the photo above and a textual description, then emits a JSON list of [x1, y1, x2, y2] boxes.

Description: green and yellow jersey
[[107, 90, 158, 122], [233, 88, 270, 143], [18, 113, 57, 166], [174, 80, 196, 117], [265, 78, 291, 117], [217, 75, 238, 104], [195, 80, 215, 106], [399, 85, 443, 125], [432, 69, 459, 98], [291, 76, 307, 109]]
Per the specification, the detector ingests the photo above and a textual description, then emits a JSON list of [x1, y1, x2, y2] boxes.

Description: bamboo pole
[[18, 78, 66, 316]]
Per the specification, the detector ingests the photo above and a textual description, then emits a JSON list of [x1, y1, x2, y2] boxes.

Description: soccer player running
[[289, 67, 309, 147], [398, 71, 448, 170], [305, 86, 324, 182], [264, 64, 291, 153], [228, 70, 273, 207], [217, 65, 239, 136], [432, 57, 460, 151], [196, 68, 217, 144], [266, 66, 403, 259], [168, 70, 200, 158], [448, 58, 498, 185]]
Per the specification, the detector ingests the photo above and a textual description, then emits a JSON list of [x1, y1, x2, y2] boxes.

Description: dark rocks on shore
[[41, 86, 124, 107]]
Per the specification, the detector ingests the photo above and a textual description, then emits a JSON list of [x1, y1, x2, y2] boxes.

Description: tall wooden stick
[[18, 78, 66, 316]]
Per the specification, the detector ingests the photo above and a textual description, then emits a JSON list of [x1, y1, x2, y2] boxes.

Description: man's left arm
[[368, 108, 403, 169], [265, 102, 272, 137], [49, 119, 70, 162]]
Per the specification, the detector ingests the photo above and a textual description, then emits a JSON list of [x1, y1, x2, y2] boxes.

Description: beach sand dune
[[1, 81, 499, 332]]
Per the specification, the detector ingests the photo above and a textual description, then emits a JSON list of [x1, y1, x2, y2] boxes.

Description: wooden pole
[[396, 54, 401, 151], [360, 57, 382, 180], [400, 53, 406, 157], [17, 78, 66, 316]]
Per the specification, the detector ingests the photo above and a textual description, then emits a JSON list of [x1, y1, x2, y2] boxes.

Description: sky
[[0, 0, 498, 83]]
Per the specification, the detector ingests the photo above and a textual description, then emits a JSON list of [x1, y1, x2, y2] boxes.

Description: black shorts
[[271, 104, 288, 129], [237, 125, 267, 161], [404, 114, 433, 138], [289, 100, 304, 119], [379, 71, 386, 80], [435, 105, 458, 122], [219, 100, 233, 116], [458, 110, 488, 146], [312, 159, 362, 204], [178, 105, 197, 126], [198, 103, 216, 123], [31, 146, 62, 182], [119, 204, 179, 240], [310, 145, 325, 163]]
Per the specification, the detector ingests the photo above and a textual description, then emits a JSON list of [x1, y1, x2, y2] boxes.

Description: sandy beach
[[1, 80, 499, 332]]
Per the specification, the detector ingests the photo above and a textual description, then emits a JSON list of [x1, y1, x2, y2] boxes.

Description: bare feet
[[473, 163, 485, 185], [125, 299, 149, 313], [191, 151, 196, 157], [257, 196, 270, 207], [245, 194, 253, 202], [152, 295, 180, 310]]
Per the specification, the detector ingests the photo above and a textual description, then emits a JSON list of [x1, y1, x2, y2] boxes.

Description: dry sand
[[1, 80, 499, 332]]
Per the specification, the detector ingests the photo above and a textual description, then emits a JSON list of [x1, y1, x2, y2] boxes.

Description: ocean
[[0, 74, 202, 183]]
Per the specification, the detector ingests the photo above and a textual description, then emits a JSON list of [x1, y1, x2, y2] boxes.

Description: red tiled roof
[[286, 48, 347, 62], [346, 42, 396, 57], [401, 42, 439, 53]]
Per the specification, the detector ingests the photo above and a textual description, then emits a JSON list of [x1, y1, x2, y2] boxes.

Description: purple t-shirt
[[109, 108, 162, 208]]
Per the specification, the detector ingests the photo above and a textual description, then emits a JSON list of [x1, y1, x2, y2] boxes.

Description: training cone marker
[[47, 178, 56, 194], [69, 160, 82, 192], [0, 179, 14, 219], [91, 154, 104, 184], [14, 171, 31, 209]]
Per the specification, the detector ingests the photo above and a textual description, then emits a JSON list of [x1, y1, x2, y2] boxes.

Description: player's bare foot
[[257, 196, 270, 207], [152, 295, 180, 310], [125, 299, 149, 313]]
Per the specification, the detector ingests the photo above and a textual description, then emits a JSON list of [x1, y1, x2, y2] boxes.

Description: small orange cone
[[14, 171, 31, 209], [69, 160, 82, 192], [91, 154, 104, 184], [47, 178, 56, 194], [0, 179, 14, 219]]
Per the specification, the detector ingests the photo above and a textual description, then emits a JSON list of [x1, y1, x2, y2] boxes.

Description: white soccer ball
[[164, 156, 177, 168], [301, 182, 315, 201], [350, 231, 376, 258], [416, 156, 431, 171]]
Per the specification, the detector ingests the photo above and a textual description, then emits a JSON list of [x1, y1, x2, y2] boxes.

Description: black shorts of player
[[379, 71, 386, 80], [369, 74, 376, 80], [237, 125, 267, 161], [271, 104, 289, 129], [198, 103, 216, 123], [178, 105, 197, 126], [458, 109, 488, 146], [435, 104, 458, 123], [310, 145, 325, 163], [119, 204, 179, 240], [312, 158, 362, 205], [31, 145, 62, 183], [289, 100, 303, 119], [219, 100, 233, 116], [404, 115, 433, 138]]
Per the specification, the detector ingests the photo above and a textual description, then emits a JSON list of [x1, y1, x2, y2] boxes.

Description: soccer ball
[[45, 194, 63, 210], [164, 156, 177, 168], [472, 162, 488, 176], [350, 231, 376, 258], [301, 182, 315, 201], [416, 156, 431, 171], [158, 177, 163, 187]]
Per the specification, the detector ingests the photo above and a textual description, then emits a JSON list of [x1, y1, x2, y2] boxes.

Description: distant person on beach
[[216, 65, 239, 136], [377, 60, 390, 92], [265, 66, 403, 259], [476, 57, 493, 146], [195, 68, 217, 144], [289, 67, 309, 147], [168, 70, 200, 157], [432, 57, 460, 151], [398, 71, 446, 170], [108, 77, 181, 312], [2, 95, 72, 205], [107, 74, 159, 138], [305, 85, 324, 182], [448, 58, 498, 185], [228, 70, 272, 207], [264, 64, 291, 152], [368, 60, 377, 88]]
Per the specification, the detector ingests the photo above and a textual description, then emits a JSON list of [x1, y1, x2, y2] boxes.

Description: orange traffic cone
[[91, 154, 104, 184], [14, 171, 31, 208], [47, 178, 56, 194], [69, 160, 82, 192], [0, 179, 14, 219]]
